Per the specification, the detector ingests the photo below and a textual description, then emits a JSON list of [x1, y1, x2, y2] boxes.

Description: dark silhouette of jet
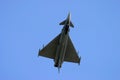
[[38, 13, 81, 71]]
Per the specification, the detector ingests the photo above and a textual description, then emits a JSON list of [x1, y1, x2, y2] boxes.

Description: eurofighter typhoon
[[38, 13, 81, 71]]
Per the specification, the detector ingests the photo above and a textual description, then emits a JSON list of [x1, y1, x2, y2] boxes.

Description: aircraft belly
[[59, 34, 68, 66], [54, 34, 68, 67], [54, 34, 63, 67]]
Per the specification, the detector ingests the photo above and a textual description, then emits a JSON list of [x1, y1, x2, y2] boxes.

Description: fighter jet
[[38, 13, 81, 71]]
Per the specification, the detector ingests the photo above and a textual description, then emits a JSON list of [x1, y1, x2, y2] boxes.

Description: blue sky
[[0, 0, 120, 80]]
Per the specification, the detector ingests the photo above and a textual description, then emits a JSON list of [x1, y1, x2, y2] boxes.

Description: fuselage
[[54, 25, 69, 68]]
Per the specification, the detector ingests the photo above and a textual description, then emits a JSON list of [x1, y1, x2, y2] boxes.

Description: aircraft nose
[[67, 12, 71, 20]]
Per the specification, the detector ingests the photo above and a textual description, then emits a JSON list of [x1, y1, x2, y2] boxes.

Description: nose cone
[[67, 12, 71, 21], [66, 12, 71, 25]]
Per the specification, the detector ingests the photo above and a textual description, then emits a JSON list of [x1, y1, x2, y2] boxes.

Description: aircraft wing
[[64, 35, 81, 64], [38, 34, 61, 59]]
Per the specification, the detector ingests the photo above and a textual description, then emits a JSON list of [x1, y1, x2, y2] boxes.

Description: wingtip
[[78, 56, 81, 65], [38, 49, 40, 57]]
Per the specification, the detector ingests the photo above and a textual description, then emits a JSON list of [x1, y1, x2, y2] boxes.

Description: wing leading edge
[[64, 35, 81, 64], [38, 34, 61, 59]]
